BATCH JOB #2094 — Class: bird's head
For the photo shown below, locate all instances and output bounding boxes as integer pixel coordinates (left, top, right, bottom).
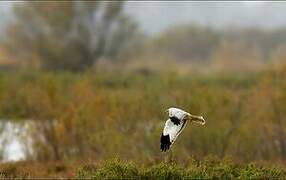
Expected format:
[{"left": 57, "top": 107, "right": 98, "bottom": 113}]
[{"left": 166, "top": 107, "right": 186, "bottom": 117}]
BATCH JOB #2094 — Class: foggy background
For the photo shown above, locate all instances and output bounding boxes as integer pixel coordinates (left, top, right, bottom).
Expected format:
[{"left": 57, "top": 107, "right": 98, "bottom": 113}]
[{"left": 1, "top": 2, "right": 286, "bottom": 177}]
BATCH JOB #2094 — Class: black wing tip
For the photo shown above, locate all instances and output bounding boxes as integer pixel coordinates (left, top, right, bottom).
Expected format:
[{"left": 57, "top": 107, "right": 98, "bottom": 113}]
[{"left": 160, "top": 133, "right": 171, "bottom": 152}]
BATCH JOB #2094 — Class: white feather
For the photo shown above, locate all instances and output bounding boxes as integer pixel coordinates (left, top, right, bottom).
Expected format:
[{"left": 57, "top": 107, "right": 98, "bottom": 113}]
[{"left": 163, "top": 118, "right": 188, "bottom": 144}]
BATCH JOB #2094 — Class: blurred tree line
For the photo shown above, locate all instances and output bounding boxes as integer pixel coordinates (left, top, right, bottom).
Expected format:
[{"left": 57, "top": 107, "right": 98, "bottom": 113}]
[
  {"left": 1, "top": 2, "right": 286, "bottom": 73},
  {"left": 3, "top": 1, "right": 138, "bottom": 72},
  {"left": 124, "top": 25, "right": 286, "bottom": 74}
]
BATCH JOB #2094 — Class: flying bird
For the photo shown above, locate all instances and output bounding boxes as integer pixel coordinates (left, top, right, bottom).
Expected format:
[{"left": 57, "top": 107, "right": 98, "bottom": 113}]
[{"left": 160, "top": 107, "right": 205, "bottom": 152}]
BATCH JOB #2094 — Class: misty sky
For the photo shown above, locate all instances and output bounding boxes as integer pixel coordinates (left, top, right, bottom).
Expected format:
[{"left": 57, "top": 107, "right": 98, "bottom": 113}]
[
  {"left": 125, "top": 1, "right": 286, "bottom": 34},
  {"left": 1, "top": 2, "right": 286, "bottom": 36}
]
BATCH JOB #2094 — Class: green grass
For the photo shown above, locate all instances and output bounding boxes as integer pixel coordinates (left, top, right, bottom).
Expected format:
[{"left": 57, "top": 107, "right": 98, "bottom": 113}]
[
  {"left": 76, "top": 158, "right": 286, "bottom": 179},
  {"left": 1, "top": 158, "right": 285, "bottom": 179}
]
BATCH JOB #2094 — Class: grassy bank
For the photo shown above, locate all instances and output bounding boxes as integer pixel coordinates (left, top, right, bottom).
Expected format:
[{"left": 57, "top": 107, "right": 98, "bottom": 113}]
[
  {"left": 1, "top": 158, "right": 285, "bottom": 179},
  {"left": 77, "top": 158, "right": 286, "bottom": 179}
]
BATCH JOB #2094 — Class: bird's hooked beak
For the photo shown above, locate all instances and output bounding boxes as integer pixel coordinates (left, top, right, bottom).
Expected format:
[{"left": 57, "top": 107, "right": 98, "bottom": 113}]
[{"left": 188, "top": 114, "right": 205, "bottom": 125}]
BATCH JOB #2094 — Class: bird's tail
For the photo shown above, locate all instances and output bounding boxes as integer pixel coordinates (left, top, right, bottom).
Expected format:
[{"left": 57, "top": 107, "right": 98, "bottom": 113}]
[{"left": 189, "top": 115, "right": 205, "bottom": 125}]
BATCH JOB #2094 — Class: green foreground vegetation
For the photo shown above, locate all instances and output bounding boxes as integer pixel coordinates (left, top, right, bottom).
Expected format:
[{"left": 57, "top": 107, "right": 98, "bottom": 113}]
[
  {"left": 1, "top": 157, "right": 285, "bottom": 179},
  {"left": 77, "top": 158, "right": 286, "bottom": 179}
]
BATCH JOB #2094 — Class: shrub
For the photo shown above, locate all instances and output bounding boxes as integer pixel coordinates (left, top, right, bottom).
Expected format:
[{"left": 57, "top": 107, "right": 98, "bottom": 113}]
[{"left": 77, "top": 158, "right": 139, "bottom": 179}]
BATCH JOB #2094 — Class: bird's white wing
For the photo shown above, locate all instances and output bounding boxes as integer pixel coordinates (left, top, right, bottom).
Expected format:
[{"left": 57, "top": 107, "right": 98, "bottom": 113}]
[{"left": 160, "top": 118, "right": 188, "bottom": 152}]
